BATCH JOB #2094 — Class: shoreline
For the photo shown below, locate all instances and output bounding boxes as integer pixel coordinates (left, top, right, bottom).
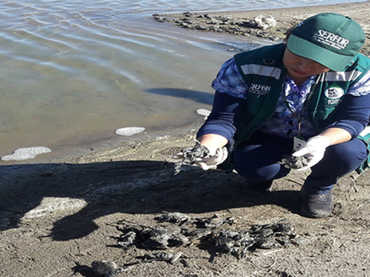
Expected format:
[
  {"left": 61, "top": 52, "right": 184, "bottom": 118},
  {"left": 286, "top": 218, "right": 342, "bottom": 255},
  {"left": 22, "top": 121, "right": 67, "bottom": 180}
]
[
  {"left": 63, "top": 0, "right": 370, "bottom": 165},
  {"left": 154, "top": 1, "right": 370, "bottom": 55},
  {"left": 69, "top": 0, "right": 370, "bottom": 164},
  {"left": 2, "top": 2, "right": 370, "bottom": 166}
]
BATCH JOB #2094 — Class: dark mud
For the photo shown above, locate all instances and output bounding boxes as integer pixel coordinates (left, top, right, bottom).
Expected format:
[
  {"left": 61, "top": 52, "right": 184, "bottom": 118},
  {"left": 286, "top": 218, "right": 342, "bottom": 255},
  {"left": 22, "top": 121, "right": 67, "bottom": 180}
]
[{"left": 1, "top": 132, "right": 370, "bottom": 276}]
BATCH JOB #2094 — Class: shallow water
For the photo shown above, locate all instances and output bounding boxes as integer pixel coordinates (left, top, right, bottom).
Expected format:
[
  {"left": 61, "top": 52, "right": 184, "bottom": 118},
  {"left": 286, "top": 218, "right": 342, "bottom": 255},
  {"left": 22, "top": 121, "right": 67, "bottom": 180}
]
[{"left": 0, "top": 0, "right": 365, "bottom": 162}]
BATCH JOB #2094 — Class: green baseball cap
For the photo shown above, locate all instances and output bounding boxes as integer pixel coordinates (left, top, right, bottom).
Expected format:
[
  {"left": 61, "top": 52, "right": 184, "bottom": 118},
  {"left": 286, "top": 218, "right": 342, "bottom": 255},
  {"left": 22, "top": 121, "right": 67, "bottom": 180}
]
[{"left": 286, "top": 13, "right": 365, "bottom": 71}]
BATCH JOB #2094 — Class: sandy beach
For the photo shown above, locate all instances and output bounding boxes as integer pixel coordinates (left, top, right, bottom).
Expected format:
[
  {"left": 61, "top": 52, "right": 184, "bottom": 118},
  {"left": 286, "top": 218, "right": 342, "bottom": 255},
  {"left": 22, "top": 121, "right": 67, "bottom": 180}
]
[{"left": 2, "top": 2, "right": 370, "bottom": 277}]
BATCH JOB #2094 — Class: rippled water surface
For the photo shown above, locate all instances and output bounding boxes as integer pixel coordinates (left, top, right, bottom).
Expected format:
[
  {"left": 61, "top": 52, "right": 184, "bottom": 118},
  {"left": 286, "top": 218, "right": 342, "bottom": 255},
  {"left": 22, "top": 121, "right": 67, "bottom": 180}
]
[{"left": 0, "top": 0, "right": 365, "bottom": 161}]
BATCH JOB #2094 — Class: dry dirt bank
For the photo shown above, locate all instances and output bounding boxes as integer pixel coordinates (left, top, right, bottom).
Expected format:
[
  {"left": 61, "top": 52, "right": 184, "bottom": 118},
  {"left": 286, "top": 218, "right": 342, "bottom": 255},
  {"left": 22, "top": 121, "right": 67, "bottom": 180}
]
[{"left": 154, "top": 1, "right": 370, "bottom": 56}]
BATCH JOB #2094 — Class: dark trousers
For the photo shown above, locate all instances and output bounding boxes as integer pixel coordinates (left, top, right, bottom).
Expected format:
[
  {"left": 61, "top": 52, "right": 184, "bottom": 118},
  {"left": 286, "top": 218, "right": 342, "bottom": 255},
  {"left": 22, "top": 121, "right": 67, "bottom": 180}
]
[{"left": 232, "top": 131, "right": 368, "bottom": 194}]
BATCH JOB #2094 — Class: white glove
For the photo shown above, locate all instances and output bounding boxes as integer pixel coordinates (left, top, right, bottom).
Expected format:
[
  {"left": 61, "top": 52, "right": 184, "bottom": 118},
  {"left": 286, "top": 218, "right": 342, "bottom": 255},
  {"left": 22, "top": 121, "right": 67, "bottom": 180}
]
[
  {"left": 292, "top": 135, "right": 331, "bottom": 171},
  {"left": 195, "top": 146, "right": 228, "bottom": 170},
  {"left": 173, "top": 142, "right": 228, "bottom": 171}
]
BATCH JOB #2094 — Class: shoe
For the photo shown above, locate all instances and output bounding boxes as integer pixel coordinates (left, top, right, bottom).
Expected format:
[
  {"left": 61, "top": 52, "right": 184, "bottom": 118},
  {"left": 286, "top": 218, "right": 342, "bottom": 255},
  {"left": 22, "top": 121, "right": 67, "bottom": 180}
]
[
  {"left": 300, "top": 188, "right": 334, "bottom": 218},
  {"left": 242, "top": 180, "right": 273, "bottom": 195}
]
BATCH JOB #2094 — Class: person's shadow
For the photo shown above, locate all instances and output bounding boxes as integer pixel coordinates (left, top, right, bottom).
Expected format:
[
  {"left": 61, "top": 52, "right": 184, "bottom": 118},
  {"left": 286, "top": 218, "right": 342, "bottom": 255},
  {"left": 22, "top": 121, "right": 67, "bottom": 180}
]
[
  {"left": 0, "top": 159, "right": 302, "bottom": 241},
  {"left": 145, "top": 88, "right": 214, "bottom": 105}
]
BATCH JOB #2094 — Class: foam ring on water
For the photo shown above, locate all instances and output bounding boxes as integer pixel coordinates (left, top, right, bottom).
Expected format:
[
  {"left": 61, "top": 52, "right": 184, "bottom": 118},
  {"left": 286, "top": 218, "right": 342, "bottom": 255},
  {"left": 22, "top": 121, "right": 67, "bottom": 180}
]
[
  {"left": 197, "top": 109, "right": 211, "bottom": 120},
  {"left": 115, "top": 127, "right": 145, "bottom": 136},
  {"left": 2, "top": 147, "right": 52, "bottom": 161}
]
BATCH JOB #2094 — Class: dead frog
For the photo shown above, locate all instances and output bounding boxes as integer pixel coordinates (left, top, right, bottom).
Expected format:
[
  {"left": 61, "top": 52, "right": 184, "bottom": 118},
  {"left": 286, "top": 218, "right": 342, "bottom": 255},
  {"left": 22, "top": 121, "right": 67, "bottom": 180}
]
[
  {"left": 173, "top": 141, "right": 210, "bottom": 175},
  {"left": 279, "top": 155, "right": 309, "bottom": 169},
  {"left": 117, "top": 230, "right": 136, "bottom": 248},
  {"left": 194, "top": 214, "right": 226, "bottom": 229},
  {"left": 250, "top": 220, "right": 298, "bottom": 248},
  {"left": 142, "top": 251, "right": 183, "bottom": 264},
  {"left": 140, "top": 226, "right": 190, "bottom": 250},
  {"left": 212, "top": 220, "right": 299, "bottom": 257},
  {"left": 155, "top": 212, "right": 193, "bottom": 225},
  {"left": 91, "top": 260, "right": 123, "bottom": 277},
  {"left": 212, "top": 231, "right": 254, "bottom": 258}
]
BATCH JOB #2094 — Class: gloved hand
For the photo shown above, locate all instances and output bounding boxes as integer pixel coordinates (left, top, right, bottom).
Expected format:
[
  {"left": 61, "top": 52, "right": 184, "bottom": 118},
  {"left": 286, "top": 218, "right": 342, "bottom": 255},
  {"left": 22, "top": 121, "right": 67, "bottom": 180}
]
[
  {"left": 194, "top": 146, "right": 228, "bottom": 170},
  {"left": 292, "top": 135, "right": 331, "bottom": 170},
  {"left": 173, "top": 141, "right": 228, "bottom": 171}
]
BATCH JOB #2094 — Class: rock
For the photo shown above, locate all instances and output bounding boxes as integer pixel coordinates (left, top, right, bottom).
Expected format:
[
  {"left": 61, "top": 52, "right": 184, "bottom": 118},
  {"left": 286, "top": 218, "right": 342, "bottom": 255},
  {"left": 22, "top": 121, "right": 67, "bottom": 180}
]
[
  {"left": 254, "top": 15, "right": 277, "bottom": 29},
  {"left": 195, "top": 24, "right": 208, "bottom": 31}
]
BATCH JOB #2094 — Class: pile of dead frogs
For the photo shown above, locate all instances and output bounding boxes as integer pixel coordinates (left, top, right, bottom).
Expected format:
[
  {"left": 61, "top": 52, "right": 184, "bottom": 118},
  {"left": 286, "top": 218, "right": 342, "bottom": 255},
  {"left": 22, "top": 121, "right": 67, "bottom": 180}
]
[{"left": 114, "top": 212, "right": 300, "bottom": 262}]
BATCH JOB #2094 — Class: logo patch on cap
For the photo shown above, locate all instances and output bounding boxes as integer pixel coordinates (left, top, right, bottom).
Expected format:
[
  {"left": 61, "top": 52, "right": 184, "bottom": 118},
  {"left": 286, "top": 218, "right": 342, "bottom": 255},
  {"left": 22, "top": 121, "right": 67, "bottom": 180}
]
[{"left": 314, "top": 30, "right": 349, "bottom": 50}]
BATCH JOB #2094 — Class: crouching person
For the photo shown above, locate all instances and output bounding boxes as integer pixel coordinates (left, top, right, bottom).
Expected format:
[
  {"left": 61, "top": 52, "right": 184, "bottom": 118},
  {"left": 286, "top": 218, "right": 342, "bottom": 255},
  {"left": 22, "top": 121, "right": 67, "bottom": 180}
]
[{"left": 177, "top": 13, "right": 370, "bottom": 218}]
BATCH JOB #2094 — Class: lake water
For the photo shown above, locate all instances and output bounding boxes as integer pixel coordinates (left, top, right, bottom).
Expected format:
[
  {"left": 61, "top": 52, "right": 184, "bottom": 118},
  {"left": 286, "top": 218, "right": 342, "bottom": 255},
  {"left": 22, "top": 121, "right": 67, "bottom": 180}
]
[{"left": 0, "top": 0, "right": 365, "bottom": 162}]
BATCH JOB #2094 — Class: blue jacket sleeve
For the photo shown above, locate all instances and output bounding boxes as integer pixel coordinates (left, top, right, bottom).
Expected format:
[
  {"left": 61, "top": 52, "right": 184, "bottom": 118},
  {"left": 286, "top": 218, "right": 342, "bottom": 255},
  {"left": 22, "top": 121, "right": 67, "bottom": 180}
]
[
  {"left": 330, "top": 93, "right": 370, "bottom": 138},
  {"left": 197, "top": 91, "right": 245, "bottom": 141}
]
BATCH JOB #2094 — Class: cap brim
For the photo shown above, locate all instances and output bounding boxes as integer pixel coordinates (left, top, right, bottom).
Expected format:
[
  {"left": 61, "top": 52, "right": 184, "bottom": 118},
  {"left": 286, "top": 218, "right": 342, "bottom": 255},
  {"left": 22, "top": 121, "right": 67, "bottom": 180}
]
[{"left": 287, "top": 34, "right": 354, "bottom": 71}]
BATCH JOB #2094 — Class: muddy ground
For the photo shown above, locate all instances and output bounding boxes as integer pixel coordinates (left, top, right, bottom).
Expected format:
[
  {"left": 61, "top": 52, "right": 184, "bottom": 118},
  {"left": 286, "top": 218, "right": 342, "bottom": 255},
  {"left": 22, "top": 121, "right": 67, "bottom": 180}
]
[
  {"left": 2, "top": 2, "right": 370, "bottom": 277},
  {"left": 2, "top": 130, "right": 370, "bottom": 277}
]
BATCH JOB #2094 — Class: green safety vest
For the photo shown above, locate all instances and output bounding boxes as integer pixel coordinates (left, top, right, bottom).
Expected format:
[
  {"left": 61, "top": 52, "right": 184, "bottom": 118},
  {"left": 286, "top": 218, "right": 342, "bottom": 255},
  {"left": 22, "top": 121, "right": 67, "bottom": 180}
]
[{"left": 219, "top": 43, "right": 370, "bottom": 173}]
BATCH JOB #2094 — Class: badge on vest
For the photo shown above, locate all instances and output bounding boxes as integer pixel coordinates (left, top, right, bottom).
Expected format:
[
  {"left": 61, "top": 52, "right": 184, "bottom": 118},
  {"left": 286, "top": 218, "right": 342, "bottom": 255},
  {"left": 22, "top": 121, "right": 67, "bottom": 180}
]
[
  {"left": 324, "top": 85, "right": 344, "bottom": 105},
  {"left": 293, "top": 136, "right": 306, "bottom": 152},
  {"left": 249, "top": 83, "right": 271, "bottom": 95}
]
